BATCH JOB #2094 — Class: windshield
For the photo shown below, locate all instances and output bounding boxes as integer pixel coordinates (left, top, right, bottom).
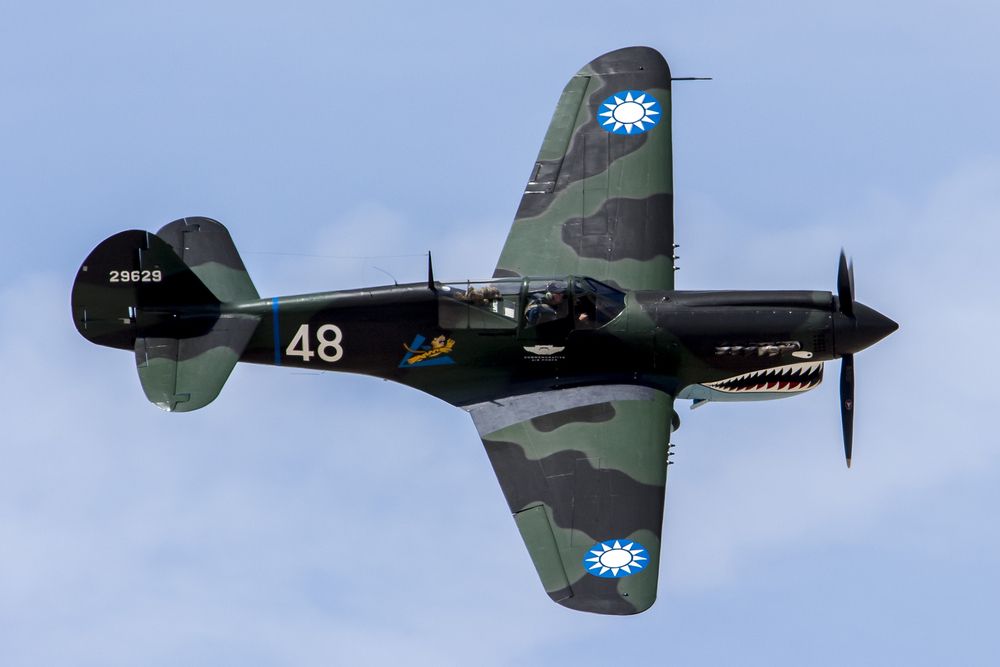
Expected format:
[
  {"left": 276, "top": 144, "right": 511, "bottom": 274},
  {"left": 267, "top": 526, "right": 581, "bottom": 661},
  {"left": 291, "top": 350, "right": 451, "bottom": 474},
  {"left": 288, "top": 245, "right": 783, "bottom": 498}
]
[{"left": 574, "top": 278, "right": 626, "bottom": 327}]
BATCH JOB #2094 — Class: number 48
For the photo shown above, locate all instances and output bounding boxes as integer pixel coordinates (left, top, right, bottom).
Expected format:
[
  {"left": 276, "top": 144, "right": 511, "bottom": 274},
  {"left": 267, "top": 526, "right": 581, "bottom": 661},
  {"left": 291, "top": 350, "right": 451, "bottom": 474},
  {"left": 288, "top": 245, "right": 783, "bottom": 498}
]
[{"left": 285, "top": 324, "right": 344, "bottom": 363}]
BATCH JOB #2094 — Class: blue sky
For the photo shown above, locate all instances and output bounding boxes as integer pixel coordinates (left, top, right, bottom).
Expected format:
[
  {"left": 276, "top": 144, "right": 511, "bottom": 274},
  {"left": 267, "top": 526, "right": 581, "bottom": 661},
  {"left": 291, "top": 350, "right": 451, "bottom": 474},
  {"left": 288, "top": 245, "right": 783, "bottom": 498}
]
[{"left": 2, "top": 1, "right": 999, "bottom": 665}]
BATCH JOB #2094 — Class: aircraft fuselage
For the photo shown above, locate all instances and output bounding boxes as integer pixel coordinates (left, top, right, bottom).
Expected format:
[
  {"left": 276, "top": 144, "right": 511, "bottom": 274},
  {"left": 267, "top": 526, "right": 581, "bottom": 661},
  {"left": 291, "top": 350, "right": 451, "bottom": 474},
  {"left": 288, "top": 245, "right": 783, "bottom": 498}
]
[{"left": 226, "top": 277, "right": 892, "bottom": 407}]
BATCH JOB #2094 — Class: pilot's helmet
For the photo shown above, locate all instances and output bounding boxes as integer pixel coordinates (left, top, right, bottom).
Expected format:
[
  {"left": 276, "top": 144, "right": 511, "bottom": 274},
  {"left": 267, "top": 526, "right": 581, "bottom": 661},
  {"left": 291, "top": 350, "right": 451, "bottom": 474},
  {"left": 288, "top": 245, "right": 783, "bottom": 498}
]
[{"left": 545, "top": 280, "right": 567, "bottom": 294}]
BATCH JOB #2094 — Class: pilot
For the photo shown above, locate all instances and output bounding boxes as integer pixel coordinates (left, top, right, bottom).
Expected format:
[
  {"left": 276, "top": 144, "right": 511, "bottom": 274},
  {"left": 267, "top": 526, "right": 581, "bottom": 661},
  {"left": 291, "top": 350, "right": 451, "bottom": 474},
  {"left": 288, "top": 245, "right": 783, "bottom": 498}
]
[
  {"left": 479, "top": 285, "right": 501, "bottom": 303},
  {"left": 525, "top": 281, "right": 568, "bottom": 325},
  {"left": 457, "top": 285, "right": 502, "bottom": 307},
  {"left": 575, "top": 293, "right": 596, "bottom": 325}
]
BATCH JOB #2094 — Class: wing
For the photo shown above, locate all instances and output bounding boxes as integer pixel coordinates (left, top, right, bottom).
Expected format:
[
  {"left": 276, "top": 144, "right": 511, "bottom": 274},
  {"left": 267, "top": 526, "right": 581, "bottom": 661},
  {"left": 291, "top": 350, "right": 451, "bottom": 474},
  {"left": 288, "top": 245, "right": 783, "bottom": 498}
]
[
  {"left": 494, "top": 46, "right": 675, "bottom": 292},
  {"left": 465, "top": 385, "right": 673, "bottom": 614}
]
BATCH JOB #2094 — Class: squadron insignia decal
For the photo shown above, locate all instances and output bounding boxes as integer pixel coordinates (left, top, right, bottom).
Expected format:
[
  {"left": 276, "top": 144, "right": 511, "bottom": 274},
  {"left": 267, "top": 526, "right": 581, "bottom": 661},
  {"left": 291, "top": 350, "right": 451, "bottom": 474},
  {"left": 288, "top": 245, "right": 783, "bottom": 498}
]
[
  {"left": 523, "top": 345, "right": 565, "bottom": 356},
  {"left": 583, "top": 539, "right": 649, "bottom": 578},
  {"left": 400, "top": 334, "right": 456, "bottom": 368},
  {"left": 522, "top": 344, "right": 566, "bottom": 362},
  {"left": 597, "top": 90, "right": 661, "bottom": 135}
]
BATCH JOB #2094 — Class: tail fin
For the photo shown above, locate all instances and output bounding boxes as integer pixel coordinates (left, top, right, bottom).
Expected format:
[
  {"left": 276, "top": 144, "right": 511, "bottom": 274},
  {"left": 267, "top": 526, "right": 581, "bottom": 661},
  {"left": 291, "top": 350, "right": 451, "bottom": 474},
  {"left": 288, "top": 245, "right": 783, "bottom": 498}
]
[
  {"left": 72, "top": 218, "right": 260, "bottom": 412},
  {"left": 71, "top": 229, "right": 221, "bottom": 349},
  {"left": 154, "top": 217, "right": 259, "bottom": 303}
]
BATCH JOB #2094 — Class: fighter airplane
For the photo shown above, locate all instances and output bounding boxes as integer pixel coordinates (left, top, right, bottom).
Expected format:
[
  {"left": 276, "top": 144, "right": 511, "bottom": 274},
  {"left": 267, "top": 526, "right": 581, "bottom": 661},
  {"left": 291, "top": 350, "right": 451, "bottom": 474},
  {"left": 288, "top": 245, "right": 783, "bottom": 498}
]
[{"left": 71, "top": 46, "right": 897, "bottom": 615}]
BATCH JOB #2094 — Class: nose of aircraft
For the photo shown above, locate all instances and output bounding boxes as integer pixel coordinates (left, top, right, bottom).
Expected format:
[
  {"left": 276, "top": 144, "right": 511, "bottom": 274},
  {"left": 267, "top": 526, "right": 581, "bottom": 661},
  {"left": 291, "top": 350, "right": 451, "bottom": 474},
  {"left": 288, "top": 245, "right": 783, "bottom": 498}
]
[{"left": 833, "top": 302, "right": 899, "bottom": 355}]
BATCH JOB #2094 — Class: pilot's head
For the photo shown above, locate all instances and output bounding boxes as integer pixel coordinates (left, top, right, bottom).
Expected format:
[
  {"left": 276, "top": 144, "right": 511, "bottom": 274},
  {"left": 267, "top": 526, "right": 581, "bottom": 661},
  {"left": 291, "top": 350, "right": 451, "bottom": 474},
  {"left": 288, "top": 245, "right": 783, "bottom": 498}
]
[{"left": 545, "top": 281, "right": 567, "bottom": 302}]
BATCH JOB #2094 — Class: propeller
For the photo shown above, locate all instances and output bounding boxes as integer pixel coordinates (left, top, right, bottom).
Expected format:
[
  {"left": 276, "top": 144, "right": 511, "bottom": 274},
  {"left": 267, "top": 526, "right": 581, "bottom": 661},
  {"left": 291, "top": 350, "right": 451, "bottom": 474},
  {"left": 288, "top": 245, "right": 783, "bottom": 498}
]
[
  {"left": 831, "top": 250, "right": 897, "bottom": 468},
  {"left": 837, "top": 250, "right": 855, "bottom": 468}
]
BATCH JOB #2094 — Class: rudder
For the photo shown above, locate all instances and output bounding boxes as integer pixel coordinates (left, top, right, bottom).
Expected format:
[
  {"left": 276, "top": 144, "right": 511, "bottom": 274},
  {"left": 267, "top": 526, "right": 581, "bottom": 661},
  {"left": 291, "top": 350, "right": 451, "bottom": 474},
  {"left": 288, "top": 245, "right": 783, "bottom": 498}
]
[{"left": 71, "top": 230, "right": 221, "bottom": 350}]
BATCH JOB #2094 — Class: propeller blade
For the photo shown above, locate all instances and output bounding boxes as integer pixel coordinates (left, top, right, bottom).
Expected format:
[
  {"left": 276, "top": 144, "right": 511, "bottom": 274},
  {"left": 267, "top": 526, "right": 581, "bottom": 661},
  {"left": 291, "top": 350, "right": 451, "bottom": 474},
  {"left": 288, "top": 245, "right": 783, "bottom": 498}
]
[
  {"left": 840, "top": 353, "right": 855, "bottom": 468},
  {"left": 838, "top": 250, "right": 855, "bottom": 317},
  {"left": 849, "top": 258, "right": 855, "bottom": 303}
]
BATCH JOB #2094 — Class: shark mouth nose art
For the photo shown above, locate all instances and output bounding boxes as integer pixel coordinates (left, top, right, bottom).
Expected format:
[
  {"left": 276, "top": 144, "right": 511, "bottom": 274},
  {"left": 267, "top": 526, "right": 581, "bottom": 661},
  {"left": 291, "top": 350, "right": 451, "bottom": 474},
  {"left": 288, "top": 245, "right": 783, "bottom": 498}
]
[{"left": 704, "top": 361, "right": 824, "bottom": 393}]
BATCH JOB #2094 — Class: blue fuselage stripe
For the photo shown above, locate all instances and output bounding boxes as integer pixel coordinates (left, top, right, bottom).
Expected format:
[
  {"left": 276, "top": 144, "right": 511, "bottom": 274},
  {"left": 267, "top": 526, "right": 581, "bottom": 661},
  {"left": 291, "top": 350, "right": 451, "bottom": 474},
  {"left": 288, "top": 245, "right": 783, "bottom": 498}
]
[{"left": 271, "top": 297, "right": 281, "bottom": 366}]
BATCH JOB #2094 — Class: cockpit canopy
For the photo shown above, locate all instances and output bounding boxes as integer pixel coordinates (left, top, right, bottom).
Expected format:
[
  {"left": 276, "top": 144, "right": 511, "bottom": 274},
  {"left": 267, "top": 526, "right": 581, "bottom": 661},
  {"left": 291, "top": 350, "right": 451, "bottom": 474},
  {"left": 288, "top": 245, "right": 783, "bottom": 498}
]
[{"left": 437, "top": 276, "right": 626, "bottom": 330}]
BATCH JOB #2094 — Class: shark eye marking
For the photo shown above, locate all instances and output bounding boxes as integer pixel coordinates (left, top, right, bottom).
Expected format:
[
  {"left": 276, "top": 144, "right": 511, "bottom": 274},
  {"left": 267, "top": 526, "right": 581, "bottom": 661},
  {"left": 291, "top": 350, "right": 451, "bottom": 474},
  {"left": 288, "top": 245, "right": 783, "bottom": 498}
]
[
  {"left": 704, "top": 361, "right": 823, "bottom": 393},
  {"left": 715, "top": 341, "right": 802, "bottom": 357}
]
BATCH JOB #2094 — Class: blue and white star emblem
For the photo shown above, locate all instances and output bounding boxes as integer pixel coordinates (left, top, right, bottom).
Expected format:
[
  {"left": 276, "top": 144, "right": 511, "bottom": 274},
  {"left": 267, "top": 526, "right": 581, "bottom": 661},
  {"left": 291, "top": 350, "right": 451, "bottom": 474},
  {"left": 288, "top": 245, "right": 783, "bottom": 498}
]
[
  {"left": 583, "top": 539, "right": 649, "bottom": 578},
  {"left": 597, "top": 90, "right": 662, "bottom": 135}
]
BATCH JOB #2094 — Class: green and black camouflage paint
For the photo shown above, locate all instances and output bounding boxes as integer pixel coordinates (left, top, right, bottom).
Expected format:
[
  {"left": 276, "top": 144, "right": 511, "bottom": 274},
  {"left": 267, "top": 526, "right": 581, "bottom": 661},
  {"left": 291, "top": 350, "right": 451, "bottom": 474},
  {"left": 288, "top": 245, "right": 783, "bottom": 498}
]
[{"left": 71, "top": 47, "right": 896, "bottom": 615}]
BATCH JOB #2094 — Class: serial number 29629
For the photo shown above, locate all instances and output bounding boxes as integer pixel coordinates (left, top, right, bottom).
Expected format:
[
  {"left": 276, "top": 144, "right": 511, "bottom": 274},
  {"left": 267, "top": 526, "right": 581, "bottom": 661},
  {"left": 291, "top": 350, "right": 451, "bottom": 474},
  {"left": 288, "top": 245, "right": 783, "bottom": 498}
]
[{"left": 109, "top": 269, "right": 162, "bottom": 283}]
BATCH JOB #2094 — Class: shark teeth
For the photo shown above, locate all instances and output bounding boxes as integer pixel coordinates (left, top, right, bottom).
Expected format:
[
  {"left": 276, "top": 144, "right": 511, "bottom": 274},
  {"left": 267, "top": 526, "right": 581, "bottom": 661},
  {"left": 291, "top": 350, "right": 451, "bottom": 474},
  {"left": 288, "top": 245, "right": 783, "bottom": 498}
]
[{"left": 703, "top": 361, "right": 824, "bottom": 393}]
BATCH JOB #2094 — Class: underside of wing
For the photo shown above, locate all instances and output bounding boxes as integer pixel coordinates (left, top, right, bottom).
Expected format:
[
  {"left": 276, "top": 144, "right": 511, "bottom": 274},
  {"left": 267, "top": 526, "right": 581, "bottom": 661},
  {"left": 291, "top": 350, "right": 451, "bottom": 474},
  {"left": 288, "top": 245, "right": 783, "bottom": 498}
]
[
  {"left": 465, "top": 385, "right": 673, "bottom": 615},
  {"left": 494, "top": 46, "right": 675, "bottom": 292}
]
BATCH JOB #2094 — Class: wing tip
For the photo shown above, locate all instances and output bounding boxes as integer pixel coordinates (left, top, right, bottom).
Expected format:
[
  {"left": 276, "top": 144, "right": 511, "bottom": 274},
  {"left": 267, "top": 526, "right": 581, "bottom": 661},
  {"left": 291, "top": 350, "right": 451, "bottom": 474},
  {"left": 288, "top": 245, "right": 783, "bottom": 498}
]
[
  {"left": 581, "top": 46, "right": 670, "bottom": 79},
  {"left": 547, "top": 587, "right": 658, "bottom": 615}
]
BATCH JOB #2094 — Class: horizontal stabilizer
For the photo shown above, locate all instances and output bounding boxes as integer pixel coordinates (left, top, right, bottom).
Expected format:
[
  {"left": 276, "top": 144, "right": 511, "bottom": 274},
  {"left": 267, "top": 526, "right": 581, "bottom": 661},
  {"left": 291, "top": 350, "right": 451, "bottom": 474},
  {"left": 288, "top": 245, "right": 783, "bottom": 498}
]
[
  {"left": 135, "top": 314, "right": 259, "bottom": 412},
  {"left": 156, "top": 217, "right": 259, "bottom": 303}
]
